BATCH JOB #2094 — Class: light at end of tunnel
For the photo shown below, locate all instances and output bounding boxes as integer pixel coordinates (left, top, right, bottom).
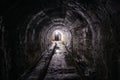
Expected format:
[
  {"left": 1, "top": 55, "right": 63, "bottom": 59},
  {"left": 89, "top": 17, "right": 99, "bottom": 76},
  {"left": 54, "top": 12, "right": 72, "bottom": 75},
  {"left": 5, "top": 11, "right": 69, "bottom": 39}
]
[{"left": 55, "top": 31, "right": 59, "bottom": 35}]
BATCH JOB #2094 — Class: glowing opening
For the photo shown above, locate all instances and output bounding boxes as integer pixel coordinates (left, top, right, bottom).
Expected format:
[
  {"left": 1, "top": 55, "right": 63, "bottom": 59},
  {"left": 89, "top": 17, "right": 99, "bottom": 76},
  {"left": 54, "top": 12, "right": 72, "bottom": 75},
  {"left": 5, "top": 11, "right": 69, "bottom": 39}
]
[
  {"left": 50, "top": 29, "right": 71, "bottom": 46},
  {"left": 51, "top": 30, "right": 62, "bottom": 41},
  {"left": 54, "top": 31, "right": 61, "bottom": 41}
]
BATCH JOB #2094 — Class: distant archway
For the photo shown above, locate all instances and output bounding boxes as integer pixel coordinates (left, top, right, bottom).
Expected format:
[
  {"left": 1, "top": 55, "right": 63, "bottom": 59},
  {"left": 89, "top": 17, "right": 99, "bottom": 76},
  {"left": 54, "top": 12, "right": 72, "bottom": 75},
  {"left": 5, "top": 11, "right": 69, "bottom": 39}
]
[
  {"left": 51, "top": 30, "right": 62, "bottom": 41},
  {"left": 54, "top": 31, "right": 61, "bottom": 41}
]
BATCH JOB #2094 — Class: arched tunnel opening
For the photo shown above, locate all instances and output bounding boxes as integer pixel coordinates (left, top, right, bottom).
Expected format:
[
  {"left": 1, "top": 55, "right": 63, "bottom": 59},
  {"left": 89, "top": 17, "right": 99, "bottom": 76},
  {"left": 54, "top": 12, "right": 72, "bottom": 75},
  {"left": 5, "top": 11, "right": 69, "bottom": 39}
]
[{"left": 0, "top": 0, "right": 120, "bottom": 80}]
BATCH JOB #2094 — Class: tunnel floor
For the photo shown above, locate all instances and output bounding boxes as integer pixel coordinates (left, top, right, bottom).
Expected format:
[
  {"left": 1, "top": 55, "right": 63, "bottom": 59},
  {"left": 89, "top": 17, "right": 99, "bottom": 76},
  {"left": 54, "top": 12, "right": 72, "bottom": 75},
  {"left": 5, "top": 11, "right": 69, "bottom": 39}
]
[
  {"left": 21, "top": 42, "right": 81, "bottom": 80},
  {"left": 44, "top": 42, "right": 81, "bottom": 80}
]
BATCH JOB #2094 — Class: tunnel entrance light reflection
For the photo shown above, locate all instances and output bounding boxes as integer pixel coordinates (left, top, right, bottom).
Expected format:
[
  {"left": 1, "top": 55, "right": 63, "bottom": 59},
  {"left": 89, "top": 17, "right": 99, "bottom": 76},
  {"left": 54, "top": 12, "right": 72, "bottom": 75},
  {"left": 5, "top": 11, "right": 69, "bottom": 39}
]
[
  {"left": 50, "top": 29, "right": 71, "bottom": 47},
  {"left": 54, "top": 31, "right": 61, "bottom": 41},
  {"left": 51, "top": 30, "right": 63, "bottom": 42}
]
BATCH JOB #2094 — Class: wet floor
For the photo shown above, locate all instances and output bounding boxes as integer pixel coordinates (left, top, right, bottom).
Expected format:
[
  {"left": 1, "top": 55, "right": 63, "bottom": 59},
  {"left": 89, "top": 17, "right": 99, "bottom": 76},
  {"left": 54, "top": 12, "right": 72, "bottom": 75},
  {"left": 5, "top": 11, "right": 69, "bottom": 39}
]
[{"left": 44, "top": 42, "right": 81, "bottom": 80}]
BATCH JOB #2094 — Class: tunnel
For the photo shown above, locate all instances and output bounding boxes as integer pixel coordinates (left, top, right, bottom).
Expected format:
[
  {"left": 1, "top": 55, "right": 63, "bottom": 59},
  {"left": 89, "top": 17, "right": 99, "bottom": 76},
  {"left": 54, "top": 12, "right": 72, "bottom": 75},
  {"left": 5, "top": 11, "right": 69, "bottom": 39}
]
[{"left": 0, "top": 0, "right": 120, "bottom": 80}]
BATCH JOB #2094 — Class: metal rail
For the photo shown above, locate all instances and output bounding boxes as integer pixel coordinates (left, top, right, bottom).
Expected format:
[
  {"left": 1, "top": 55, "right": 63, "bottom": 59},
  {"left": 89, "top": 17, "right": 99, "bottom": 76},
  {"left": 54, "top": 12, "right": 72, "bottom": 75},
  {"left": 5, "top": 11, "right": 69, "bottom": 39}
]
[
  {"left": 65, "top": 45, "right": 86, "bottom": 80},
  {"left": 18, "top": 43, "right": 57, "bottom": 80}
]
